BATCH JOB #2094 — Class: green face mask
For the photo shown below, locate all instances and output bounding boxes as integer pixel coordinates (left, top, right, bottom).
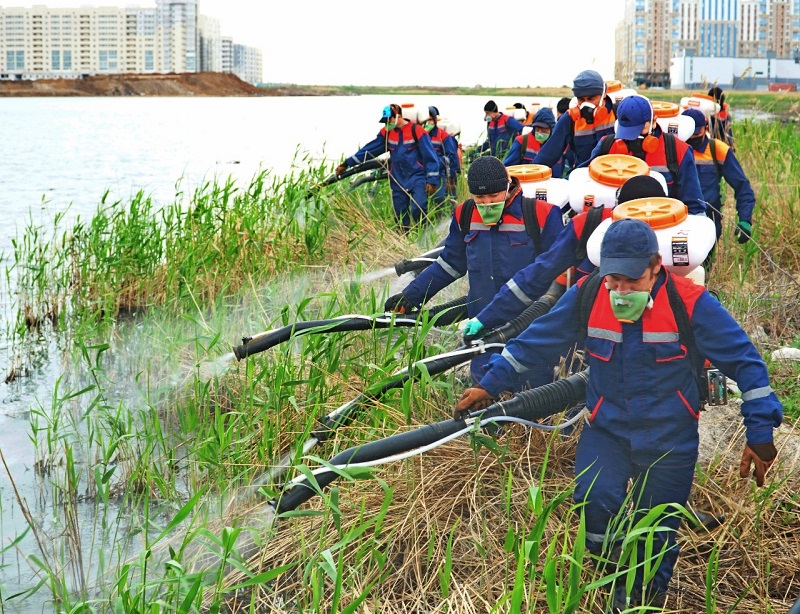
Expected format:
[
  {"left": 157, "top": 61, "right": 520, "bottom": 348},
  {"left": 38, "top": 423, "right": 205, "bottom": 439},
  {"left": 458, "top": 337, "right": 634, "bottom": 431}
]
[
  {"left": 476, "top": 200, "right": 505, "bottom": 225},
  {"left": 534, "top": 131, "right": 549, "bottom": 143},
  {"left": 385, "top": 122, "right": 397, "bottom": 131},
  {"left": 609, "top": 289, "right": 652, "bottom": 323},
  {"left": 423, "top": 122, "right": 435, "bottom": 132}
]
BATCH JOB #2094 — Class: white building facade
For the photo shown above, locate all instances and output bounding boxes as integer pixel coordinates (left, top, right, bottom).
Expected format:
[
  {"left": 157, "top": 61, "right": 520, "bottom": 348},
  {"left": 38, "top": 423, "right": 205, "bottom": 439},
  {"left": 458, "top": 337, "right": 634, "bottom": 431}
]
[
  {"left": 0, "top": 2, "right": 262, "bottom": 83},
  {"left": 616, "top": 0, "right": 800, "bottom": 87}
]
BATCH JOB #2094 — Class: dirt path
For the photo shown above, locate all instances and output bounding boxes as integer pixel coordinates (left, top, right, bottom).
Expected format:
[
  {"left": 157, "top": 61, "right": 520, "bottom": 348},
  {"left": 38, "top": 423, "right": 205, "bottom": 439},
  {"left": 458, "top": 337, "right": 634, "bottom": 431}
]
[{"left": 0, "top": 72, "right": 269, "bottom": 97}]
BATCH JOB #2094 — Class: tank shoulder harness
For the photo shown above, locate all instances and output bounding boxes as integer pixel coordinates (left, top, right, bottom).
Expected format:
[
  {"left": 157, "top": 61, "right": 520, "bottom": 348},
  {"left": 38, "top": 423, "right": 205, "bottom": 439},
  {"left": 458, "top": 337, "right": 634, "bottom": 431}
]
[
  {"left": 574, "top": 206, "right": 605, "bottom": 262},
  {"left": 575, "top": 269, "right": 708, "bottom": 405},
  {"left": 458, "top": 196, "right": 543, "bottom": 254},
  {"left": 598, "top": 133, "right": 680, "bottom": 179}
]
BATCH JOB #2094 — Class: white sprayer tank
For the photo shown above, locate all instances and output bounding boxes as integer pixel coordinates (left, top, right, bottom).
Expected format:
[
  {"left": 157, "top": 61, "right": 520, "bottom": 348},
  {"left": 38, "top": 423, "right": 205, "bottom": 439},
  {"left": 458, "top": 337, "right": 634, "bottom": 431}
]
[
  {"left": 586, "top": 197, "right": 716, "bottom": 281},
  {"left": 505, "top": 107, "right": 528, "bottom": 122},
  {"left": 437, "top": 118, "right": 461, "bottom": 138},
  {"left": 652, "top": 101, "right": 695, "bottom": 142},
  {"left": 567, "top": 154, "right": 668, "bottom": 214},
  {"left": 507, "top": 164, "right": 570, "bottom": 209},
  {"left": 605, "top": 80, "right": 638, "bottom": 105},
  {"left": 679, "top": 93, "right": 720, "bottom": 121}
]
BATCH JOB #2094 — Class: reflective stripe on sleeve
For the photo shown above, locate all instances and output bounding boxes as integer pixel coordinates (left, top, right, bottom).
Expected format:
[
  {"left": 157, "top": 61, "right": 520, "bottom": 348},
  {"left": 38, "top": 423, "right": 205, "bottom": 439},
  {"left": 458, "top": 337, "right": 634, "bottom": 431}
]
[
  {"left": 436, "top": 256, "right": 461, "bottom": 279},
  {"left": 501, "top": 348, "right": 528, "bottom": 374},
  {"left": 742, "top": 385, "right": 774, "bottom": 401},
  {"left": 507, "top": 279, "right": 535, "bottom": 306}
]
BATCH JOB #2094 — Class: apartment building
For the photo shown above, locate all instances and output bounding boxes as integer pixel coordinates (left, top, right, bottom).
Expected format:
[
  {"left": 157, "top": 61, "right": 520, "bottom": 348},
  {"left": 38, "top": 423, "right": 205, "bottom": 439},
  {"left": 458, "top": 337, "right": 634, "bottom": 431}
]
[
  {"left": 232, "top": 42, "right": 261, "bottom": 85},
  {"left": 616, "top": 0, "right": 800, "bottom": 86},
  {"left": 0, "top": 1, "right": 262, "bottom": 83}
]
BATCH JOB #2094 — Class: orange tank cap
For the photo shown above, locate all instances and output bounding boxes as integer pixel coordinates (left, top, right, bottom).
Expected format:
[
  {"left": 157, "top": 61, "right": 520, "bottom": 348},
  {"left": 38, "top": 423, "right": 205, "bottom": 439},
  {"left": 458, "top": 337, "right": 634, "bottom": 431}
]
[
  {"left": 652, "top": 100, "right": 680, "bottom": 118},
  {"left": 507, "top": 164, "right": 552, "bottom": 182},
  {"left": 588, "top": 154, "right": 650, "bottom": 188},
  {"left": 690, "top": 93, "right": 716, "bottom": 102},
  {"left": 612, "top": 197, "right": 688, "bottom": 229},
  {"left": 605, "top": 80, "right": 623, "bottom": 93}
]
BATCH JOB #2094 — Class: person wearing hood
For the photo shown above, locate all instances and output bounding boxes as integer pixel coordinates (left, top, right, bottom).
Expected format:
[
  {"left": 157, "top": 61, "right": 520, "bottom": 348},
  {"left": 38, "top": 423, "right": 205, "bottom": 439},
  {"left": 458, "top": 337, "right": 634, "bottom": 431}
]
[
  {"left": 502, "top": 107, "right": 564, "bottom": 176},
  {"left": 419, "top": 105, "right": 461, "bottom": 202},
  {"left": 455, "top": 217, "right": 782, "bottom": 611},
  {"left": 479, "top": 100, "right": 525, "bottom": 158},
  {"left": 533, "top": 70, "right": 616, "bottom": 172},
  {"left": 681, "top": 108, "right": 756, "bottom": 254},
  {"left": 582, "top": 95, "right": 706, "bottom": 215},
  {"left": 336, "top": 103, "right": 440, "bottom": 230},
  {"left": 384, "top": 156, "right": 564, "bottom": 384}
]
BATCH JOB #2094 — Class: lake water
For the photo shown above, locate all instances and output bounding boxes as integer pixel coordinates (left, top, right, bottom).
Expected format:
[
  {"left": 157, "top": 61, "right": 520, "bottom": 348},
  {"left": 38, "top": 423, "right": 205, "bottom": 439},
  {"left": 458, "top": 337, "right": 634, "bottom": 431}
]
[{"left": 0, "top": 93, "right": 561, "bottom": 608}]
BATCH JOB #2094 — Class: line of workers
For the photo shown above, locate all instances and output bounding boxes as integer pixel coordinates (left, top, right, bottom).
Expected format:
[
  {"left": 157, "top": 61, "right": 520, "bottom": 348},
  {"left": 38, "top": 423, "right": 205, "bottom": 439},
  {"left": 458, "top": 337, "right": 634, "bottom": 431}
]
[
  {"left": 335, "top": 70, "right": 751, "bottom": 245},
  {"left": 336, "top": 69, "right": 776, "bottom": 613}
]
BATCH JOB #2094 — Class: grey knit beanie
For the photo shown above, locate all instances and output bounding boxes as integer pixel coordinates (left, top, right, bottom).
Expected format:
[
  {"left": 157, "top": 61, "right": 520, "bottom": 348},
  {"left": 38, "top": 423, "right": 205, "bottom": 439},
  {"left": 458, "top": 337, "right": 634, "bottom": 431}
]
[
  {"left": 467, "top": 156, "right": 509, "bottom": 195},
  {"left": 572, "top": 70, "right": 605, "bottom": 97}
]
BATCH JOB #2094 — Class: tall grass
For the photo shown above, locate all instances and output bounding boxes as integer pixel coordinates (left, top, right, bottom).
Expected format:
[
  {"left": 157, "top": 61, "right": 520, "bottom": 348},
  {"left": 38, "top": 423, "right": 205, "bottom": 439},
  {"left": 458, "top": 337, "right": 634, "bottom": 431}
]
[{"left": 3, "top": 121, "right": 800, "bottom": 613}]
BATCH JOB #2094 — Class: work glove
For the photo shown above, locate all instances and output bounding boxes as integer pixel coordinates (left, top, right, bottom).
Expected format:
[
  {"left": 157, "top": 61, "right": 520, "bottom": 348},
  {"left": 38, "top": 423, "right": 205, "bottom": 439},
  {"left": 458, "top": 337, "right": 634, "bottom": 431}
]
[
  {"left": 739, "top": 441, "right": 777, "bottom": 487},
  {"left": 384, "top": 292, "right": 415, "bottom": 314},
  {"left": 734, "top": 220, "right": 752, "bottom": 244},
  {"left": 335, "top": 164, "right": 347, "bottom": 176},
  {"left": 462, "top": 318, "right": 485, "bottom": 345},
  {"left": 446, "top": 178, "right": 457, "bottom": 192},
  {"left": 425, "top": 183, "right": 437, "bottom": 196},
  {"left": 453, "top": 385, "right": 496, "bottom": 419}
]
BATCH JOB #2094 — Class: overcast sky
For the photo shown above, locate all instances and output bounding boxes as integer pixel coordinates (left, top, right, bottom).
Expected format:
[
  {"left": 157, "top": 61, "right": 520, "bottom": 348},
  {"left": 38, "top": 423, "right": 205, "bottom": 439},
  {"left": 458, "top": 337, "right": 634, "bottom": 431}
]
[{"left": 9, "top": 0, "right": 626, "bottom": 87}]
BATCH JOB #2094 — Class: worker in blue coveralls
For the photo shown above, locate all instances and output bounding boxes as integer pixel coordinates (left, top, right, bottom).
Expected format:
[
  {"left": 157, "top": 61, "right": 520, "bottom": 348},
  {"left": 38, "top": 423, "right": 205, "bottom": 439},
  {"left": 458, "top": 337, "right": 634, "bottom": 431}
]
[
  {"left": 336, "top": 103, "right": 439, "bottom": 230},
  {"left": 503, "top": 107, "right": 565, "bottom": 178},
  {"left": 479, "top": 100, "right": 525, "bottom": 159},
  {"left": 681, "top": 108, "right": 755, "bottom": 247},
  {"left": 582, "top": 95, "right": 706, "bottom": 215},
  {"left": 384, "top": 156, "right": 564, "bottom": 385},
  {"left": 533, "top": 70, "right": 616, "bottom": 173},
  {"left": 455, "top": 217, "right": 782, "bottom": 611},
  {"left": 420, "top": 105, "right": 460, "bottom": 202},
  {"left": 462, "top": 174, "right": 666, "bottom": 341}
]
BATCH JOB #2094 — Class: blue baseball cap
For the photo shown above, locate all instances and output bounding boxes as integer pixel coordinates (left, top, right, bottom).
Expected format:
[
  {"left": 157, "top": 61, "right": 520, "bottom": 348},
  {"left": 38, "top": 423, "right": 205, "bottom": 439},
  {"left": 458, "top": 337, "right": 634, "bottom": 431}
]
[
  {"left": 615, "top": 96, "right": 653, "bottom": 141},
  {"left": 599, "top": 218, "right": 660, "bottom": 279},
  {"left": 379, "top": 105, "right": 394, "bottom": 123},
  {"left": 682, "top": 108, "right": 707, "bottom": 135}
]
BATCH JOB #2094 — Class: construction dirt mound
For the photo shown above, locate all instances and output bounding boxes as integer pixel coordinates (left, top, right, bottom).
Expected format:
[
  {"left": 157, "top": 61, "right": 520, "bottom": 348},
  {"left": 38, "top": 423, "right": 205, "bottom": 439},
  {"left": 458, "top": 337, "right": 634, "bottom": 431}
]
[{"left": 0, "top": 72, "right": 269, "bottom": 97}]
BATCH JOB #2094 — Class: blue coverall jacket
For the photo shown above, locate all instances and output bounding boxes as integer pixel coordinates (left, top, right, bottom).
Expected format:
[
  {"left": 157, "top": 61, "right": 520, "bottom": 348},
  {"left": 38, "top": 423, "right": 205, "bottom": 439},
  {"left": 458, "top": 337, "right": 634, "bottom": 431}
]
[
  {"left": 429, "top": 125, "right": 460, "bottom": 202},
  {"left": 533, "top": 97, "right": 616, "bottom": 172},
  {"left": 690, "top": 135, "right": 755, "bottom": 238},
  {"left": 481, "top": 114, "right": 525, "bottom": 158},
  {"left": 344, "top": 122, "right": 440, "bottom": 225},
  {"left": 401, "top": 184, "right": 565, "bottom": 382},
  {"left": 479, "top": 269, "right": 782, "bottom": 595},
  {"left": 475, "top": 208, "right": 614, "bottom": 330}
]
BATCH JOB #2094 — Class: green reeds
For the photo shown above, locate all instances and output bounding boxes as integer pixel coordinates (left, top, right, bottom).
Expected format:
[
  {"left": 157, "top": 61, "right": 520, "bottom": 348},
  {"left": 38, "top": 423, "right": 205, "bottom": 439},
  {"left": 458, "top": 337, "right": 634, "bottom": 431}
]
[{"left": 4, "top": 120, "right": 800, "bottom": 613}]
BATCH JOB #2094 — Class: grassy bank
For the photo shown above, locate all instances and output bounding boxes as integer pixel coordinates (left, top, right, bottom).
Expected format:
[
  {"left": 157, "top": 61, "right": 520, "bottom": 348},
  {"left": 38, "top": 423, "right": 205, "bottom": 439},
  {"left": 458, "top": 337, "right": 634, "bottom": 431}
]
[
  {"left": 3, "top": 120, "right": 800, "bottom": 613},
  {"left": 262, "top": 84, "right": 800, "bottom": 119}
]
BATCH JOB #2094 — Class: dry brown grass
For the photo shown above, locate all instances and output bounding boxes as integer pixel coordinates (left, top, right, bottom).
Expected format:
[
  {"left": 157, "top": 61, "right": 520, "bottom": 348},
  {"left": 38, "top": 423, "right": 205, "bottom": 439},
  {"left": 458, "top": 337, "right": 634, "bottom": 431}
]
[{"left": 206, "top": 403, "right": 800, "bottom": 613}]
